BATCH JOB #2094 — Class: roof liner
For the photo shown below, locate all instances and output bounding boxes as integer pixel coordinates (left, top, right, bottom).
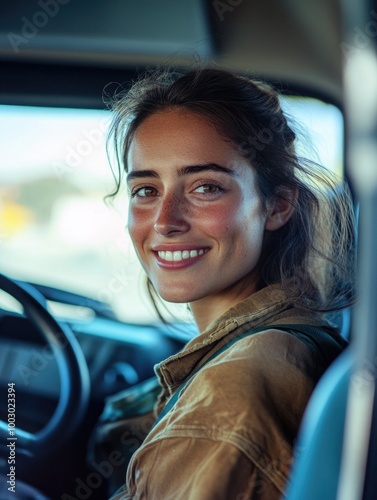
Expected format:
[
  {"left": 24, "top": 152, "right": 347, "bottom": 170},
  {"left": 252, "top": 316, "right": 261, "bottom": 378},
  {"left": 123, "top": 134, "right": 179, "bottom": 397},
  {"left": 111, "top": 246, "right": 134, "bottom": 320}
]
[{"left": 0, "top": 0, "right": 344, "bottom": 102}]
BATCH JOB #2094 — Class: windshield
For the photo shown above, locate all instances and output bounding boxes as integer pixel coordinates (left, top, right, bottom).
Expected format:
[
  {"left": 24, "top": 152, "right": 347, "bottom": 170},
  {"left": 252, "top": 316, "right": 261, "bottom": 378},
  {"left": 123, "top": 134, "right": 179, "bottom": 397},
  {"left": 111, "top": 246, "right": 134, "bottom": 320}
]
[{"left": 0, "top": 98, "right": 343, "bottom": 323}]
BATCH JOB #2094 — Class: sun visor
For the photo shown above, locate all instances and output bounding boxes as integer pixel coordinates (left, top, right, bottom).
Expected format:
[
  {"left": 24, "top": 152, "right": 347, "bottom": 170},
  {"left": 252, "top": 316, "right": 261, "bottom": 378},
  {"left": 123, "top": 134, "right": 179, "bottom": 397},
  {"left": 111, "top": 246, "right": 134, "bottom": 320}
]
[{"left": 0, "top": 0, "right": 213, "bottom": 65}]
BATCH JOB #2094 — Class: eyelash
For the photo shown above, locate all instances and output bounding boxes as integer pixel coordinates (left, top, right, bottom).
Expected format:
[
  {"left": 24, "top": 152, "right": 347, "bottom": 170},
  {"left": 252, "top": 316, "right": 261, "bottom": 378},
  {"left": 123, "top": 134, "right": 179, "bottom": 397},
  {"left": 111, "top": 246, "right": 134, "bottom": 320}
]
[
  {"left": 193, "top": 183, "right": 225, "bottom": 195},
  {"left": 130, "top": 182, "right": 225, "bottom": 199},
  {"left": 130, "top": 186, "right": 158, "bottom": 198}
]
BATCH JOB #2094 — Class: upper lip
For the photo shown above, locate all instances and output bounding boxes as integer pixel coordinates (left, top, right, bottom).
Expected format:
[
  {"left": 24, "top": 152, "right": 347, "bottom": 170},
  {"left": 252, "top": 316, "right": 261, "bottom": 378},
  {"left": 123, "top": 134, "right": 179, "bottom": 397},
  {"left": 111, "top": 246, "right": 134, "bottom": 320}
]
[{"left": 152, "top": 244, "right": 210, "bottom": 252}]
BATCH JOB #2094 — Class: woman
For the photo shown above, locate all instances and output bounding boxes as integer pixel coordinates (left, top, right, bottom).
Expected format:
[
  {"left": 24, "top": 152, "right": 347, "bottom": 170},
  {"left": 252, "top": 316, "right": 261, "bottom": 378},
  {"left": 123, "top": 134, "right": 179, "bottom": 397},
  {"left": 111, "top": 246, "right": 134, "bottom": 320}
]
[{"left": 107, "top": 68, "right": 355, "bottom": 499}]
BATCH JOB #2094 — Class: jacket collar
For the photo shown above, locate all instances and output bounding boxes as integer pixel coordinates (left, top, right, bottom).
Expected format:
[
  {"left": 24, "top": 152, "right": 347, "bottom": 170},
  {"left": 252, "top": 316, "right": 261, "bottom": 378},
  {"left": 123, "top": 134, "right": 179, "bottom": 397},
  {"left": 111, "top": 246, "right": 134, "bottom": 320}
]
[{"left": 155, "top": 284, "right": 325, "bottom": 392}]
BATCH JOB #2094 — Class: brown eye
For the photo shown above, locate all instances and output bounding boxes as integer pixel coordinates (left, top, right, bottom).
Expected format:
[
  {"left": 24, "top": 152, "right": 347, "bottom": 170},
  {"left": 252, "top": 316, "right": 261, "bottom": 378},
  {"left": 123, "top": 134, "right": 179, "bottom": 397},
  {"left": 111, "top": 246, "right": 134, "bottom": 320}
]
[
  {"left": 194, "top": 184, "right": 224, "bottom": 195},
  {"left": 133, "top": 186, "right": 158, "bottom": 197}
]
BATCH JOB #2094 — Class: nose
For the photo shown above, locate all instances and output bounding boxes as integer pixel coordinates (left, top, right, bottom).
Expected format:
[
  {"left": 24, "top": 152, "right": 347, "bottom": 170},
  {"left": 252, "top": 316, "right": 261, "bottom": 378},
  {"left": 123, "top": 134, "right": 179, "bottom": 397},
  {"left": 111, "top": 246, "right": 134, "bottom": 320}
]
[{"left": 153, "top": 192, "right": 190, "bottom": 236}]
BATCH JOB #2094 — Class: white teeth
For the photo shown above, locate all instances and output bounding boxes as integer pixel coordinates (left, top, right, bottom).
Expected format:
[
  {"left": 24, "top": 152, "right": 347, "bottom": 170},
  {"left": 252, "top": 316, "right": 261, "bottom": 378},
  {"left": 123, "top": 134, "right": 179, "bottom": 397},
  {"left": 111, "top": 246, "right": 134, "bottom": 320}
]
[
  {"left": 165, "top": 251, "right": 173, "bottom": 261},
  {"left": 157, "top": 249, "right": 207, "bottom": 261},
  {"left": 173, "top": 251, "right": 181, "bottom": 261}
]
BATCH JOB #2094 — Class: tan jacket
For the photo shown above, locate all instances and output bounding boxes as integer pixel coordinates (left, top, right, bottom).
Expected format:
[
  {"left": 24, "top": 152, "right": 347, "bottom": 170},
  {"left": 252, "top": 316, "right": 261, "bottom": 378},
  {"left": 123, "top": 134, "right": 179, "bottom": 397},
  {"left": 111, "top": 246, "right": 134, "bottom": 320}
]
[{"left": 112, "top": 284, "right": 345, "bottom": 499}]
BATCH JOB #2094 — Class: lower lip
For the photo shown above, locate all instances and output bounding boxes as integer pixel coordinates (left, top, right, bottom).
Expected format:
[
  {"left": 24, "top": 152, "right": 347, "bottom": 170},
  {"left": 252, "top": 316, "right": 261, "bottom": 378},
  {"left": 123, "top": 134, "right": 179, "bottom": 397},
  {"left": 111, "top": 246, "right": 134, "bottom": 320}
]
[{"left": 154, "top": 251, "right": 208, "bottom": 270}]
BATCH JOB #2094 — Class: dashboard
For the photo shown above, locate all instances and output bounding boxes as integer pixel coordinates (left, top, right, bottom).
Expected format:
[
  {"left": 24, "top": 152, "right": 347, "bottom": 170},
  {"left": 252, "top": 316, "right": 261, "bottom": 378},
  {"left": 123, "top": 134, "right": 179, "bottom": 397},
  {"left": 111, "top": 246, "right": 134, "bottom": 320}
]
[{"left": 0, "top": 284, "right": 195, "bottom": 436}]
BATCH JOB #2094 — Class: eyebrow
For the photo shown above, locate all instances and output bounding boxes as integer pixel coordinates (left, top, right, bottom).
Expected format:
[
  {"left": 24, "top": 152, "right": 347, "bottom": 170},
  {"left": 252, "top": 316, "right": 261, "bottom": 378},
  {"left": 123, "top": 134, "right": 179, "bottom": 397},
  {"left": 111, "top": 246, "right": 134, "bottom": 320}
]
[{"left": 126, "top": 163, "right": 237, "bottom": 183}]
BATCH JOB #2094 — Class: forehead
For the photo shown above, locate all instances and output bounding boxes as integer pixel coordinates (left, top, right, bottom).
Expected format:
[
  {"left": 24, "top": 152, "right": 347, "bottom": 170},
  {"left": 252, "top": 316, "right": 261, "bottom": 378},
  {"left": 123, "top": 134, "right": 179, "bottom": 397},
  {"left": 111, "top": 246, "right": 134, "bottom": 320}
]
[{"left": 128, "top": 108, "right": 241, "bottom": 167}]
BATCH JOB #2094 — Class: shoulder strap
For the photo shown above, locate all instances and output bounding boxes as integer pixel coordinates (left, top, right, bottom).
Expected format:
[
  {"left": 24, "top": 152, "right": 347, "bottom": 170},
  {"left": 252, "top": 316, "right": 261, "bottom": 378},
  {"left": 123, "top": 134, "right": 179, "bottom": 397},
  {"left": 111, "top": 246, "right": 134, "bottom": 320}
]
[
  {"left": 152, "top": 323, "right": 347, "bottom": 429},
  {"left": 271, "top": 323, "right": 348, "bottom": 366}
]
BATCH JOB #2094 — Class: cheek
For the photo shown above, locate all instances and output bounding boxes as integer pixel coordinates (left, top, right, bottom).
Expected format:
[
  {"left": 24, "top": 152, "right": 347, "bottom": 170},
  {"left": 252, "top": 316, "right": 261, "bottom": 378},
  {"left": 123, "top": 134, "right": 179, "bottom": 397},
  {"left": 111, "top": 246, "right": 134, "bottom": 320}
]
[
  {"left": 127, "top": 207, "right": 150, "bottom": 247},
  {"left": 198, "top": 198, "right": 253, "bottom": 237},
  {"left": 212, "top": 201, "right": 266, "bottom": 258},
  {"left": 192, "top": 204, "right": 232, "bottom": 237}
]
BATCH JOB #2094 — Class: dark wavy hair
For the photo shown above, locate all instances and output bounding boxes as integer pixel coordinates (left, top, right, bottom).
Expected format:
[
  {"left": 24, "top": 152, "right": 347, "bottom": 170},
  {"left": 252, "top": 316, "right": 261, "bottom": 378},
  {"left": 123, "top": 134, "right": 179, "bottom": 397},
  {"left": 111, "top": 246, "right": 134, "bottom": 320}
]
[{"left": 106, "top": 67, "right": 356, "bottom": 319}]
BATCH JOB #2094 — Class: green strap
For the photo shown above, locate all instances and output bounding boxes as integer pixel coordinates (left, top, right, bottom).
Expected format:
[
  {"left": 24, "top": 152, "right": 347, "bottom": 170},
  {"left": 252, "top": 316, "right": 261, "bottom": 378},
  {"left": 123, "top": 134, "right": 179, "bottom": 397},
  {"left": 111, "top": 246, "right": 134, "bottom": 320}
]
[{"left": 152, "top": 323, "right": 347, "bottom": 429}]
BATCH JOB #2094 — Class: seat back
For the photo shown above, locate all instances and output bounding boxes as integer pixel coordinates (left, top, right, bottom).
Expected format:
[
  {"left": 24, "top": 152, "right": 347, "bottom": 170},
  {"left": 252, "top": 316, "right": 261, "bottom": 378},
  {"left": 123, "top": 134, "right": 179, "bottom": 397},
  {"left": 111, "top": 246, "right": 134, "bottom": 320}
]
[{"left": 285, "top": 348, "right": 352, "bottom": 499}]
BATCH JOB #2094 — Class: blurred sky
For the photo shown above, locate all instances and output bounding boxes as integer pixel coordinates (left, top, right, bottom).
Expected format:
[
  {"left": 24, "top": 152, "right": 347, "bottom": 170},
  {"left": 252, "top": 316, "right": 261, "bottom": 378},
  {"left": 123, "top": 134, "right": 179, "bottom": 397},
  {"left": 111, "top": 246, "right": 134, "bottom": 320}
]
[{"left": 0, "top": 98, "right": 343, "bottom": 183}]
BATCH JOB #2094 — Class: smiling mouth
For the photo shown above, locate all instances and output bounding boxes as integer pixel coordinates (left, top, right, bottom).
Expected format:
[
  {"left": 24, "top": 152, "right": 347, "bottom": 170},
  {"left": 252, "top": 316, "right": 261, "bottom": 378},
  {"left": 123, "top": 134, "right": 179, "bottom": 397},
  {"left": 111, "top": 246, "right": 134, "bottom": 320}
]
[{"left": 157, "top": 249, "right": 208, "bottom": 262}]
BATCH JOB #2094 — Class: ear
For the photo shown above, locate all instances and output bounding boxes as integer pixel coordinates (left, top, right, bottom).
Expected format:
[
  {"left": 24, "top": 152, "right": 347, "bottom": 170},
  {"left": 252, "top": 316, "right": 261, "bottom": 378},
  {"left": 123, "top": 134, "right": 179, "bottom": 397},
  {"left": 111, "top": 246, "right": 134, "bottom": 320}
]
[{"left": 265, "top": 188, "right": 297, "bottom": 231}]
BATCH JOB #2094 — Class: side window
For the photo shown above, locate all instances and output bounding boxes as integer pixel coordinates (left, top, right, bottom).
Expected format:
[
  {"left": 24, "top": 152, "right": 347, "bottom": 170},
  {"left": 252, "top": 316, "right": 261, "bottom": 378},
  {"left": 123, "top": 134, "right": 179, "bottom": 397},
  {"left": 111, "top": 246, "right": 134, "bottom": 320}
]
[{"left": 0, "top": 99, "right": 344, "bottom": 325}]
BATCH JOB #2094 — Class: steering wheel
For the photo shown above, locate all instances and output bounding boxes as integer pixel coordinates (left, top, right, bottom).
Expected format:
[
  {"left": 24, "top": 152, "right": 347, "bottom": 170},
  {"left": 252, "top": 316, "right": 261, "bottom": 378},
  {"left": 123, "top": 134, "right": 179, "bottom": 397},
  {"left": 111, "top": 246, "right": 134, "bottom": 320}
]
[{"left": 0, "top": 273, "right": 90, "bottom": 458}]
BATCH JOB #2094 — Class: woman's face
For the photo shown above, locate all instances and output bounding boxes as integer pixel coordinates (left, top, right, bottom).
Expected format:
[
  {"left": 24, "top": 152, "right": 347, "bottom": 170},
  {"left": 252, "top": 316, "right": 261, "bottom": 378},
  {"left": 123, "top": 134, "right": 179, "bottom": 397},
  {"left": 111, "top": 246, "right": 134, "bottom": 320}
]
[{"left": 127, "top": 108, "right": 271, "bottom": 309}]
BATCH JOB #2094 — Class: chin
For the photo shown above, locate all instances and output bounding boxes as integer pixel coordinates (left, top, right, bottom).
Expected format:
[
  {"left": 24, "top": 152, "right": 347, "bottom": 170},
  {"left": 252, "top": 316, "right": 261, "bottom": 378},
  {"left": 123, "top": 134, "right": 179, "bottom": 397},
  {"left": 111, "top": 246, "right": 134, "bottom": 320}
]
[
  {"left": 158, "top": 292, "right": 194, "bottom": 304},
  {"left": 155, "top": 285, "right": 199, "bottom": 304}
]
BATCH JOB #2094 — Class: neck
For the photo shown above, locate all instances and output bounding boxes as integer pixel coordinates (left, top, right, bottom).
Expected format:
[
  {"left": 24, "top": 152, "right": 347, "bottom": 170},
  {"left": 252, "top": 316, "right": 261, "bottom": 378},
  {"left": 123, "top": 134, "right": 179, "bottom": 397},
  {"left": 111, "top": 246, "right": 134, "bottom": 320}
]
[{"left": 190, "top": 283, "right": 259, "bottom": 333}]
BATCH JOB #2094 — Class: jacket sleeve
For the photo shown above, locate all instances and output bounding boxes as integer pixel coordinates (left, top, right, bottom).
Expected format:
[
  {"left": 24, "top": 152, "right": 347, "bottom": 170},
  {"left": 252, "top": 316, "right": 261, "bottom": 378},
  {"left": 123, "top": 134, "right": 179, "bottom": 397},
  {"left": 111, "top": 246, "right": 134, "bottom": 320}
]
[{"left": 124, "top": 437, "right": 289, "bottom": 499}]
